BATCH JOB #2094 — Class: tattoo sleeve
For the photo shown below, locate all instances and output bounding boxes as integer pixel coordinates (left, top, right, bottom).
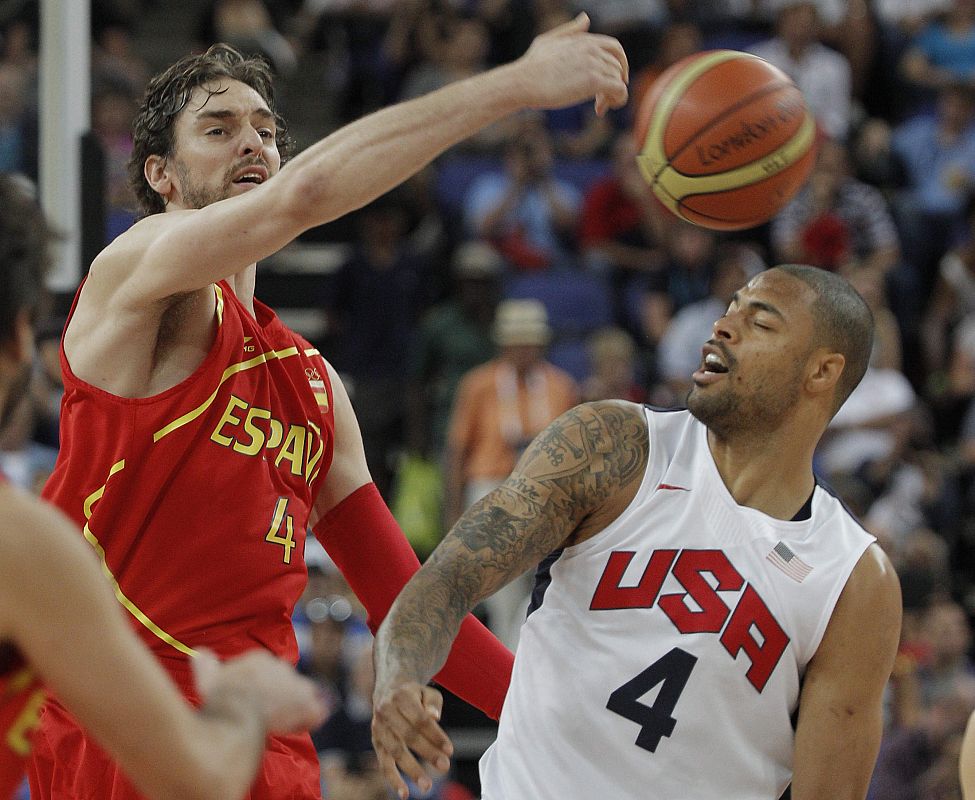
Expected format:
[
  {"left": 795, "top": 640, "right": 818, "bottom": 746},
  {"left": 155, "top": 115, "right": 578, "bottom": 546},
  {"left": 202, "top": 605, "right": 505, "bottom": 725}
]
[{"left": 374, "top": 400, "right": 650, "bottom": 687}]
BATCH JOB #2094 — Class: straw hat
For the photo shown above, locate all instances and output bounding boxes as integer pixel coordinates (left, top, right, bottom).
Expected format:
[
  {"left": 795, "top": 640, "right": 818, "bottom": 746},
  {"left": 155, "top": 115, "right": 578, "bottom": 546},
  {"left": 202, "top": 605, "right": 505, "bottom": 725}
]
[{"left": 493, "top": 299, "right": 551, "bottom": 346}]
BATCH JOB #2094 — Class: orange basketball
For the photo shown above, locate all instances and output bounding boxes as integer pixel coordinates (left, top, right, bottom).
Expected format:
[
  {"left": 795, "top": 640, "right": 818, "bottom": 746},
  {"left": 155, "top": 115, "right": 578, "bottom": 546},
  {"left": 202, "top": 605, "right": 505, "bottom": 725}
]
[{"left": 634, "top": 50, "right": 818, "bottom": 231}]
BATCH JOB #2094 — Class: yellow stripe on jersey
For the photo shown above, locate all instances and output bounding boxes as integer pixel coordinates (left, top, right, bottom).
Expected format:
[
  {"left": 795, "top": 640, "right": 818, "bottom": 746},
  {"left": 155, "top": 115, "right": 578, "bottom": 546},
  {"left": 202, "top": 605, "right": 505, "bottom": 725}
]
[
  {"left": 153, "top": 346, "right": 301, "bottom": 442},
  {"left": 214, "top": 283, "right": 225, "bottom": 326},
  {"left": 83, "top": 458, "right": 126, "bottom": 519},
  {"left": 83, "top": 523, "right": 197, "bottom": 656},
  {"left": 81, "top": 460, "right": 196, "bottom": 656}
]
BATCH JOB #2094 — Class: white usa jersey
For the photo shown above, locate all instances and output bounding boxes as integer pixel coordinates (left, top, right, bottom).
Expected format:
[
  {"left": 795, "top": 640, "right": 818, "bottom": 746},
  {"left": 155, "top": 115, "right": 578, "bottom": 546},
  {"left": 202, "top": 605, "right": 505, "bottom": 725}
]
[{"left": 479, "top": 408, "right": 875, "bottom": 800}]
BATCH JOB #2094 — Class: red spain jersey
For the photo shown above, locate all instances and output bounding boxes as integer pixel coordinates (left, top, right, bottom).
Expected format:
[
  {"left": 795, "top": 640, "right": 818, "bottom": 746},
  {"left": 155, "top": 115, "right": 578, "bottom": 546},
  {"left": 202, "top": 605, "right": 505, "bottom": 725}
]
[
  {"left": 0, "top": 472, "right": 46, "bottom": 800},
  {"left": 0, "top": 645, "right": 43, "bottom": 800},
  {"left": 43, "top": 281, "right": 335, "bottom": 663}
]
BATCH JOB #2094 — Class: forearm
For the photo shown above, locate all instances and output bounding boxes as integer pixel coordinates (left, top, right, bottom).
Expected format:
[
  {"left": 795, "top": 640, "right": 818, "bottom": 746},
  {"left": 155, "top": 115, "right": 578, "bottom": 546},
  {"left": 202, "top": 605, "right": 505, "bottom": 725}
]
[
  {"left": 283, "top": 65, "right": 526, "bottom": 229},
  {"left": 315, "top": 482, "right": 512, "bottom": 717},
  {"left": 375, "top": 564, "right": 472, "bottom": 693}
]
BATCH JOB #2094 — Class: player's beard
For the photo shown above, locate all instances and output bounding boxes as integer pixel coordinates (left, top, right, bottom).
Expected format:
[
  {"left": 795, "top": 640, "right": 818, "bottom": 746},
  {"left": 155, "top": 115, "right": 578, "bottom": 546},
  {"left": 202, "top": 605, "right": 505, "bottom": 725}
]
[
  {"left": 686, "top": 361, "right": 803, "bottom": 442},
  {"left": 174, "top": 160, "right": 234, "bottom": 209}
]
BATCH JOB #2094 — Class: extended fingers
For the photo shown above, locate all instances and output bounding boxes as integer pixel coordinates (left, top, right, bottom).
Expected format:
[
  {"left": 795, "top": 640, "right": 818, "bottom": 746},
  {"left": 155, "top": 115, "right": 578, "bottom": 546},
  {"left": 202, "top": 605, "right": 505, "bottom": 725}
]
[
  {"left": 588, "top": 33, "right": 629, "bottom": 83},
  {"left": 372, "top": 688, "right": 453, "bottom": 798}
]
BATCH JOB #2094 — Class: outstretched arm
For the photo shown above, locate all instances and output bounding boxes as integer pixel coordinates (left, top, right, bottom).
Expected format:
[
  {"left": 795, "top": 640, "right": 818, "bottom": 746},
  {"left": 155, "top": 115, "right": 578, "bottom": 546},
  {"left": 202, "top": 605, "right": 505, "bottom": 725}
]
[
  {"left": 100, "top": 13, "right": 628, "bottom": 307},
  {"left": 790, "top": 544, "right": 902, "bottom": 800},
  {"left": 372, "top": 400, "right": 649, "bottom": 798},
  {"left": 0, "top": 483, "right": 327, "bottom": 800}
]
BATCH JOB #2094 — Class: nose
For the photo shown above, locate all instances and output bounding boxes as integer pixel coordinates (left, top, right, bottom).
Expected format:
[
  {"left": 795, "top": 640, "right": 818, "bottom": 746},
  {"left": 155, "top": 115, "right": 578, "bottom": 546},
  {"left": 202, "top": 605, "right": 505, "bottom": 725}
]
[
  {"left": 238, "top": 124, "right": 264, "bottom": 156},
  {"left": 712, "top": 311, "right": 738, "bottom": 342}
]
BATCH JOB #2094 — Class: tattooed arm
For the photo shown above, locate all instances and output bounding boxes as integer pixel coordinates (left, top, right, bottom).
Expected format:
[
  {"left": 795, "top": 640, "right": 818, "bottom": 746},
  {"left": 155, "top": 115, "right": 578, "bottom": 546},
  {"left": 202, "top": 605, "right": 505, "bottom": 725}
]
[{"left": 371, "top": 400, "right": 649, "bottom": 799}]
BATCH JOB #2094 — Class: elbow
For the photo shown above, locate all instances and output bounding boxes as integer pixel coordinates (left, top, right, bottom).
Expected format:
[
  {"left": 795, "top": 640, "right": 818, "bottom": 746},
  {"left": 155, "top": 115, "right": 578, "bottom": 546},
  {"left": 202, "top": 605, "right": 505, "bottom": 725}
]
[{"left": 277, "top": 170, "right": 333, "bottom": 231}]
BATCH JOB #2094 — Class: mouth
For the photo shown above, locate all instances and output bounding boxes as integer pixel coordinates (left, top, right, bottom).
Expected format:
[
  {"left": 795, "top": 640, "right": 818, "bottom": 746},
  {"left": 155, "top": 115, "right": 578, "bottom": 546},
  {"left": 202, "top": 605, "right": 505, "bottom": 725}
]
[
  {"left": 692, "top": 343, "right": 731, "bottom": 385},
  {"left": 232, "top": 166, "right": 268, "bottom": 185}
]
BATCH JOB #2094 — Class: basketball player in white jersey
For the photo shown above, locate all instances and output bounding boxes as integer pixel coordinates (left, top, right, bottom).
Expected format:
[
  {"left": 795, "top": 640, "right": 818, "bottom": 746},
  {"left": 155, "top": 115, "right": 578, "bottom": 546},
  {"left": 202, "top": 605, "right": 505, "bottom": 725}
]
[{"left": 371, "top": 264, "right": 902, "bottom": 800}]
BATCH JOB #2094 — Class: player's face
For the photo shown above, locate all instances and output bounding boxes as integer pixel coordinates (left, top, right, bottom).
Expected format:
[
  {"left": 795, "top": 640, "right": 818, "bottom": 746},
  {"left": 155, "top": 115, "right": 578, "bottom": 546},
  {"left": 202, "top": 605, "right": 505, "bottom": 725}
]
[
  {"left": 686, "top": 270, "right": 818, "bottom": 439},
  {"left": 166, "top": 79, "right": 281, "bottom": 210}
]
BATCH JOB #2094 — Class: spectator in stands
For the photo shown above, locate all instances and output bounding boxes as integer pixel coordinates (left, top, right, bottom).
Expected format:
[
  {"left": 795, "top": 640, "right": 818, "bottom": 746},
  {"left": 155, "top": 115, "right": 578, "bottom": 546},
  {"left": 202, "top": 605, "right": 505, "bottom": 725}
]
[
  {"left": 578, "top": 131, "right": 670, "bottom": 311},
  {"left": 314, "top": 639, "right": 386, "bottom": 800},
  {"left": 443, "top": 298, "right": 577, "bottom": 648},
  {"left": 749, "top": 1, "right": 853, "bottom": 140},
  {"left": 816, "top": 362, "right": 917, "bottom": 480},
  {"left": 629, "top": 222, "right": 719, "bottom": 381},
  {"left": 92, "top": 18, "right": 149, "bottom": 96},
  {"left": 773, "top": 138, "right": 902, "bottom": 277},
  {"left": 580, "top": 326, "right": 645, "bottom": 403},
  {"left": 900, "top": 0, "right": 975, "bottom": 97},
  {"left": 463, "top": 118, "right": 582, "bottom": 271},
  {"left": 892, "top": 80, "right": 975, "bottom": 307},
  {"left": 92, "top": 81, "right": 138, "bottom": 242},
  {"left": 398, "top": 16, "right": 514, "bottom": 154},
  {"left": 406, "top": 241, "right": 502, "bottom": 462},
  {"left": 917, "top": 600, "right": 975, "bottom": 704},
  {"left": 628, "top": 20, "right": 703, "bottom": 131},
  {"left": 198, "top": 0, "right": 298, "bottom": 75},
  {"left": 770, "top": 138, "right": 919, "bottom": 362},
  {"left": 325, "top": 191, "right": 433, "bottom": 499},
  {"left": 922, "top": 195, "right": 975, "bottom": 389}
]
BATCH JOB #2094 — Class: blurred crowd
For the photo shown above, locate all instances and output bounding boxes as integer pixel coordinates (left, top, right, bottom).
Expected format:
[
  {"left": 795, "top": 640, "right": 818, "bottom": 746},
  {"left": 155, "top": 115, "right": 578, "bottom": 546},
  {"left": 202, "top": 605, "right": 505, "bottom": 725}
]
[{"left": 7, "top": 0, "right": 975, "bottom": 797}]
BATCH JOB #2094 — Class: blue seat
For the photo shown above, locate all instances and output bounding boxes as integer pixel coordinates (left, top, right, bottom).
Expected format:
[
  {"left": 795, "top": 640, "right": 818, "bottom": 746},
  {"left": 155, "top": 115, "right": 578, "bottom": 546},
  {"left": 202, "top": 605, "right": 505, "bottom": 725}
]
[{"left": 503, "top": 271, "right": 614, "bottom": 338}]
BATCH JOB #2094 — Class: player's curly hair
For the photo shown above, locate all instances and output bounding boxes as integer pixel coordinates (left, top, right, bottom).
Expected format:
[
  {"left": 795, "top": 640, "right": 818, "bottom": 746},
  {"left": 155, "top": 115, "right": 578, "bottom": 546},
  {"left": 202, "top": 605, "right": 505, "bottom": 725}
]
[
  {"left": 127, "top": 43, "right": 295, "bottom": 217},
  {"left": 0, "top": 175, "right": 54, "bottom": 346}
]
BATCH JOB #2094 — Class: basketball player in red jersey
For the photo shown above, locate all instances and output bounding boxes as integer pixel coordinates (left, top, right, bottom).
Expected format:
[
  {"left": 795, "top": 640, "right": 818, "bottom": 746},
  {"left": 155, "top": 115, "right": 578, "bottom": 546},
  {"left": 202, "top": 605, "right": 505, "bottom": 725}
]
[
  {"left": 0, "top": 174, "right": 328, "bottom": 799},
  {"left": 27, "top": 12, "right": 629, "bottom": 800}
]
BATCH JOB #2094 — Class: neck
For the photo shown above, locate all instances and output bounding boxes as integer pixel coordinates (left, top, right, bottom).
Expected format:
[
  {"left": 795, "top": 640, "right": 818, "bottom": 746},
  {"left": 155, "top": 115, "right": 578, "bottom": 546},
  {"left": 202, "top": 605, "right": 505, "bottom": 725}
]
[
  {"left": 705, "top": 422, "right": 819, "bottom": 520},
  {"left": 225, "top": 264, "right": 258, "bottom": 317}
]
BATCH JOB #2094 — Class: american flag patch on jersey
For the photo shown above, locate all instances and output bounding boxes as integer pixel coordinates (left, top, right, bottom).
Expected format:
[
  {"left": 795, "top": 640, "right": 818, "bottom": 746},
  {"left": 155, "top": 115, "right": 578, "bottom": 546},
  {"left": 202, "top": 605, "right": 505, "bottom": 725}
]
[{"left": 766, "top": 541, "right": 813, "bottom": 583}]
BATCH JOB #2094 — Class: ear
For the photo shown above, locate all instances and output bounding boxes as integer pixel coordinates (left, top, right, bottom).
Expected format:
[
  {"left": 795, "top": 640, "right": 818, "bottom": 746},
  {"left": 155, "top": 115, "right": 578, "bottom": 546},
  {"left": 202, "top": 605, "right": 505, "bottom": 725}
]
[
  {"left": 806, "top": 349, "right": 845, "bottom": 400},
  {"left": 144, "top": 154, "right": 172, "bottom": 202}
]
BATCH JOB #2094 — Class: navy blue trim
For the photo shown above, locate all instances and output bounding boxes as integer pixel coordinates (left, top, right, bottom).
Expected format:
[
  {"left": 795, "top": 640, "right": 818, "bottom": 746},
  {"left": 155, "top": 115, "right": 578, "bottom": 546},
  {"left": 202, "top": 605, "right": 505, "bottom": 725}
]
[
  {"left": 790, "top": 491, "right": 814, "bottom": 522},
  {"left": 813, "top": 474, "right": 872, "bottom": 534},
  {"left": 642, "top": 403, "right": 686, "bottom": 414},
  {"left": 527, "top": 548, "right": 564, "bottom": 618}
]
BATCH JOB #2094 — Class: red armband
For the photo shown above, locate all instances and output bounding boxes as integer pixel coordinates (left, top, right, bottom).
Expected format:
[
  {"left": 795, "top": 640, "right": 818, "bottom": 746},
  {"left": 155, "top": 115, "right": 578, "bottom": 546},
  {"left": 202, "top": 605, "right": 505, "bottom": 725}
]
[{"left": 313, "top": 483, "right": 513, "bottom": 719}]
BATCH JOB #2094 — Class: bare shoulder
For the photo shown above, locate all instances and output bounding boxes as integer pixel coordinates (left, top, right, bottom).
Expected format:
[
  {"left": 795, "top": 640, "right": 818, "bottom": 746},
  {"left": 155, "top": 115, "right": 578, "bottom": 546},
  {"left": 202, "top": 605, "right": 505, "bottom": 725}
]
[
  {"left": 511, "top": 399, "right": 650, "bottom": 546},
  {"left": 842, "top": 543, "right": 902, "bottom": 615},
  {"left": 810, "top": 543, "right": 901, "bottom": 678}
]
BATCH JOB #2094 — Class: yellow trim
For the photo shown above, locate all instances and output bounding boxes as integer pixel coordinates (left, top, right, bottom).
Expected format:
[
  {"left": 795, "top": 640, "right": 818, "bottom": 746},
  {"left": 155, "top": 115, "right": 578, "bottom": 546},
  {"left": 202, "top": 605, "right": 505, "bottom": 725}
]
[
  {"left": 83, "top": 459, "right": 126, "bottom": 519},
  {"left": 83, "top": 520, "right": 197, "bottom": 656},
  {"left": 153, "top": 346, "right": 301, "bottom": 442},
  {"left": 214, "top": 284, "right": 224, "bottom": 326},
  {"left": 304, "top": 348, "right": 320, "bottom": 357},
  {"left": 81, "top": 461, "right": 196, "bottom": 656}
]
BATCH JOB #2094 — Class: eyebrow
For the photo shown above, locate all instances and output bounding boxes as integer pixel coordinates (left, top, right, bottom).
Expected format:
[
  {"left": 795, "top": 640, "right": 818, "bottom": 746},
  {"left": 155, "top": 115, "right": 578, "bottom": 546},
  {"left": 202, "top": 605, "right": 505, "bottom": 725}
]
[
  {"left": 193, "top": 108, "right": 275, "bottom": 124},
  {"left": 731, "top": 292, "right": 786, "bottom": 321}
]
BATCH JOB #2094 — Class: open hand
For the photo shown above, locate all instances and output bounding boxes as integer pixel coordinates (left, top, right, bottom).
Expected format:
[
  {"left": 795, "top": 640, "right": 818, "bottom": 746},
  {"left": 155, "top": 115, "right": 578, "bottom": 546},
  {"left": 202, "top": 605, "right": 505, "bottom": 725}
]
[
  {"left": 372, "top": 681, "right": 452, "bottom": 800},
  {"left": 518, "top": 13, "right": 629, "bottom": 116}
]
